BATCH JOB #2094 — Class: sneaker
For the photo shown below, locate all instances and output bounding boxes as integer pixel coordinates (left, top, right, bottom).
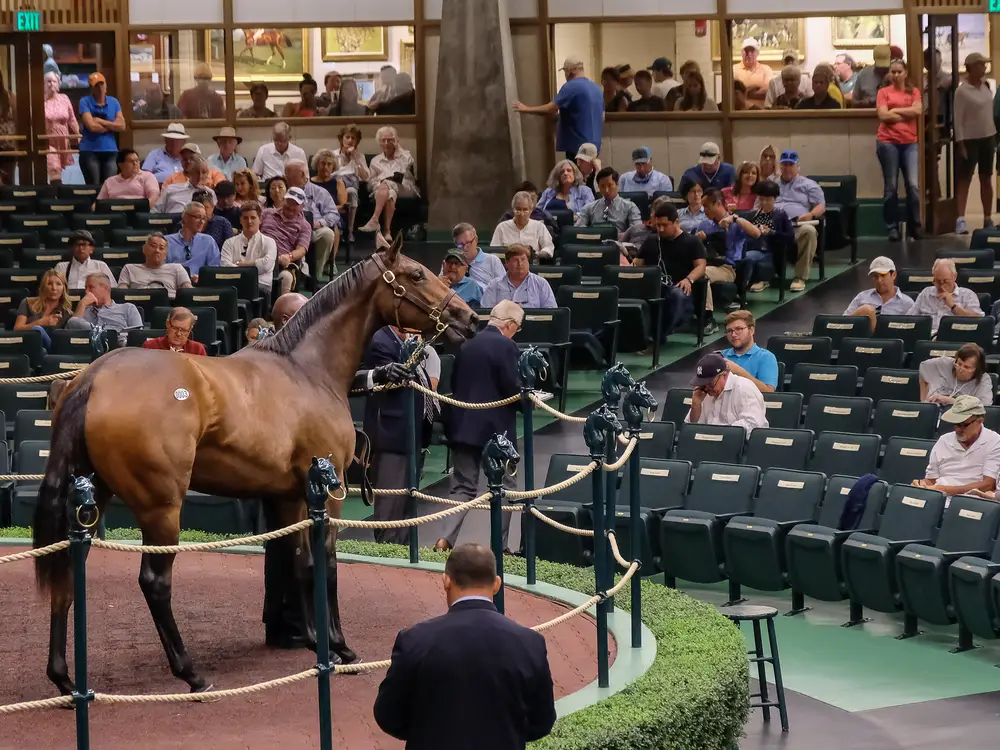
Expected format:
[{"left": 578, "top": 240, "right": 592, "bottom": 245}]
[
  {"left": 790, "top": 278, "right": 806, "bottom": 292},
  {"left": 725, "top": 301, "right": 740, "bottom": 312},
  {"left": 908, "top": 226, "right": 924, "bottom": 241},
  {"left": 956, "top": 217, "right": 968, "bottom": 234},
  {"left": 749, "top": 281, "right": 769, "bottom": 293},
  {"left": 703, "top": 320, "right": 719, "bottom": 336},
  {"left": 985, "top": 219, "right": 995, "bottom": 230},
  {"left": 888, "top": 227, "right": 901, "bottom": 242}
]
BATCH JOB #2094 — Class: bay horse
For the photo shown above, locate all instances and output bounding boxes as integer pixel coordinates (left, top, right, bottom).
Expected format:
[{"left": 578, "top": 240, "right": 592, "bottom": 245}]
[
  {"left": 239, "top": 29, "right": 292, "bottom": 69},
  {"left": 33, "top": 244, "right": 477, "bottom": 695}
]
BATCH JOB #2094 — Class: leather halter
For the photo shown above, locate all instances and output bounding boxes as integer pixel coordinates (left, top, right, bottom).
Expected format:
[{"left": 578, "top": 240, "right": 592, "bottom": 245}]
[{"left": 371, "top": 252, "right": 457, "bottom": 339}]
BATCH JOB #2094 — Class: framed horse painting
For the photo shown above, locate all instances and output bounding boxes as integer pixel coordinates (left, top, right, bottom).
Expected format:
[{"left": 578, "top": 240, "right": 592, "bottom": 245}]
[
  {"left": 321, "top": 27, "right": 390, "bottom": 62},
  {"left": 207, "top": 29, "right": 310, "bottom": 83}
]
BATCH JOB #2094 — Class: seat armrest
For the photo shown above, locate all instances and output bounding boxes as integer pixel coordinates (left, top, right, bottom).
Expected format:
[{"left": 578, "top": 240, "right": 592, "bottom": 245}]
[
  {"left": 888, "top": 538, "right": 932, "bottom": 552},
  {"left": 775, "top": 518, "right": 813, "bottom": 532},
  {"left": 940, "top": 549, "right": 990, "bottom": 563}
]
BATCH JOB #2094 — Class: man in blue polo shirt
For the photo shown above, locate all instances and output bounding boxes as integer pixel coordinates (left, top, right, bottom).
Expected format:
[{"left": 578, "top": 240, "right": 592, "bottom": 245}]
[
  {"left": 721, "top": 310, "right": 778, "bottom": 392},
  {"left": 513, "top": 56, "right": 603, "bottom": 161},
  {"left": 440, "top": 249, "right": 483, "bottom": 307},
  {"left": 165, "top": 201, "right": 221, "bottom": 284}
]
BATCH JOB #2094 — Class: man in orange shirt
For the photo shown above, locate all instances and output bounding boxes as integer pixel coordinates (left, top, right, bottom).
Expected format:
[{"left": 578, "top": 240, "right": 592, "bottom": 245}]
[
  {"left": 733, "top": 38, "right": 774, "bottom": 107},
  {"left": 141, "top": 306, "right": 207, "bottom": 355},
  {"left": 163, "top": 143, "right": 227, "bottom": 188}
]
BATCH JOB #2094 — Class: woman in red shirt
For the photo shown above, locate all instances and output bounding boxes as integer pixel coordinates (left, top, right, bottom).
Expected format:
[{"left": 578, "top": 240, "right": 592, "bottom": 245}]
[
  {"left": 722, "top": 161, "right": 759, "bottom": 211},
  {"left": 876, "top": 59, "right": 923, "bottom": 241}
]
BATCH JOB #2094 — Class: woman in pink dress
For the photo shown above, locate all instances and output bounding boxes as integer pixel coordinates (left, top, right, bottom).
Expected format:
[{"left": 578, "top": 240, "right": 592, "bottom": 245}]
[{"left": 44, "top": 72, "right": 80, "bottom": 183}]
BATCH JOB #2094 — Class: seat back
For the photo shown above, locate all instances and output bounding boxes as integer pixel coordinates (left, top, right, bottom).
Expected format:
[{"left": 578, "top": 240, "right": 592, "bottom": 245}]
[
  {"left": 790, "top": 363, "right": 858, "bottom": 404},
  {"left": 766, "top": 335, "right": 832, "bottom": 374},
  {"left": 559, "top": 226, "right": 617, "bottom": 246},
  {"left": 540, "top": 454, "right": 596, "bottom": 504},
  {"left": 809, "top": 175, "right": 857, "bottom": 207},
  {"left": 958, "top": 269, "right": 1000, "bottom": 303},
  {"left": 936, "top": 315, "right": 995, "bottom": 349},
  {"left": 133, "top": 212, "right": 180, "bottom": 231},
  {"left": 0, "top": 268, "right": 45, "bottom": 293},
  {"left": 559, "top": 246, "right": 618, "bottom": 278},
  {"left": 0, "top": 329, "right": 44, "bottom": 369},
  {"left": 556, "top": 285, "right": 619, "bottom": 332},
  {"left": 7, "top": 213, "right": 67, "bottom": 233},
  {"left": 631, "top": 420, "right": 675, "bottom": 459},
  {"left": 816, "top": 475, "right": 889, "bottom": 529},
  {"left": 896, "top": 268, "right": 934, "bottom": 296},
  {"left": 675, "top": 423, "right": 745, "bottom": 466},
  {"left": 761, "top": 391, "right": 803, "bottom": 429},
  {"left": 752, "top": 468, "right": 826, "bottom": 522},
  {"left": 40, "top": 354, "right": 89, "bottom": 375},
  {"left": 861, "top": 367, "right": 920, "bottom": 403},
  {"left": 0, "top": 354, "right": 31, "bottom": 377},
  {"left": 514, "top": 307, "right": 571, "bottom": 345},
  {"left": 110, "top": 228, "right": 155, "bottom": 247},
  {"left": 126, "top": 328, "right": 167, "bottom": 347},
  {"left": 810, "top": 431, "right": 880, "bottom": 477},
  {"left": 660, "top": 388, "right": 694, "bottom": 425},
  {"left": 50, "top": 330, "right": 96, "bottom": 356},
  {"left": 871, "top": 316, "right": 933, "bottom": 352},
  {"left": 970, "top": 228, "right": 1000, "bottom": 250},
  {"left": 619, "top": 457, "right": 691, "bottom": 510},
  {"left": 93, "top": 246, "right": 143, "bottom": 266},
  {"left": 56, "top": 184, "right": 99, "bottom": 201},
  {"left": 878, "top": 485, "right": 946, "bottom": 541},
  {"left": 530, "top": 266, "right": 582, "bottom": 296},
  {"left": 879, "top": 437, "right": 936, "bottom": 485},
  {"left": 14, "top": 410, "right": 52, "bottom": 450},
  {"left": 935, "top": 247, "right": 995, "bottom": 270},
  {"left": 743, "top": 428, "right": 814, "bottom": 472},
  {"left": 804, "top": 394, "right": 873, "bottom": 434},
  {"left": 872, "top": 400, "right": 938, "bottom": 443},
  {"left": 837, "top": 337, "right": 904, "bottom": 374},
  {"left": 176, "top": 286, "right": 240, "bottom": 324},
  {"left": 111, "top": 287, "right": 170, "bottom": 321},
  {"left": 601, "top": 266, "right": 660, "bottom": 301},
  {"left": 910, "top": 340, "right": 963, "bottom": 369},
  {"left": 811, "top": 315, "right": 870, "bottom": 350},
  {"left": 686, "top": 462, "right": 759, "bottom": 515},
  {"left": 71, "top": 212, "right": 128, "bottom": 232},
  {"left": 95, "top": 198, "right": 150, "bottom": 215},
  {"left": 934, "top": 496, "right": 1000, "bottom": 552},
  {"left": 16, "top": 439, "right": 50, "bottom": 478},
  {"left": 619, "top": 191, "right": 651, "bottom": 220}
]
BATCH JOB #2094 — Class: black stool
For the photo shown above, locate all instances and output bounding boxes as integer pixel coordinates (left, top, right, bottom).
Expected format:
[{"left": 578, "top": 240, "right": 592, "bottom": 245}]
[{"left": 720, "top": 603, "right": 789, "bottom": 732}]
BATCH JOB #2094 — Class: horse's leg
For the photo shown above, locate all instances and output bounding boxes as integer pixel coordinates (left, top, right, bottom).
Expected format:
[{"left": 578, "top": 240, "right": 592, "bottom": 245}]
[
  {"left": 262, "top": 498, "right": 311, "bottom": 649},
  {"left": 45, "top": 579, "right": 74, "bottom": 695},
  {"left": 277, "top": 43, "right": 287, "bottom": 69}
]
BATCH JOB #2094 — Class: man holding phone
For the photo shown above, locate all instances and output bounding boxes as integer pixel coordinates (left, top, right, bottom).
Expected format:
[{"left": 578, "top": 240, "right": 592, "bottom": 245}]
[{"left": 685, "top": 352, "right": 768, "bottom": 436}]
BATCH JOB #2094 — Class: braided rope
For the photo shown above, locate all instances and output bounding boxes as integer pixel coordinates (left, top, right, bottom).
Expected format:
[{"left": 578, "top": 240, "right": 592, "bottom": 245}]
[
  {"left": 0, "top": 368, "right": 84, "bottom": 384},
  {"left": 334, "top": 659, "right": 392, "bottom": 674},
  {"left": 531, "top": 594, "right": 602, "bottom": 632},
  {"left": 407, "top": 380, "right": 521, "bottom": 409},
  {"left": 0, "top": 694, "right": 75, "bottom": 714},
  {"left": 0, "top": 540, "right": 69, "bottom": 565},
  {"left": 607, "top": 531, "right": 633, "bottom": 570},
  {"left": 528, "top": 393, "right": 587, "bottom": 422},
  {"left": 0, "top": 474, "right": 44, "bottom": 481},
  {"left": 411, "top": 489, "right": 522, "bottom": 512},
  {"left": 328, "top": 492, "right": 491, "bottom": 529},
  {"left": 505, "top": 461, "right": 598, "bottom": 500},
  {"left": 93, "top": 669, "right": 319, "bottom": 705},
  {"left": 529, "top": 507, "right": 595, "bottom": 536},
  {"left": 607, "top": 560, "right": 641, "bottom": 597},
  {"left": 91, "top": 519, "right": 315, "bottom": 554},
  {"left": 602, "top": 438, "right": 638, "bottom": 472}
]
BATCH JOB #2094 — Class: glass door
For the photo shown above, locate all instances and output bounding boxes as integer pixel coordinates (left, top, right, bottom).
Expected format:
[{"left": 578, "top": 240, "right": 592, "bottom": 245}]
[
  {"left": 922, "top": 15, "right": 959, "bottom": 234},
  {"left": 0, "top": 36, "right": 32, "bottom": 185}
]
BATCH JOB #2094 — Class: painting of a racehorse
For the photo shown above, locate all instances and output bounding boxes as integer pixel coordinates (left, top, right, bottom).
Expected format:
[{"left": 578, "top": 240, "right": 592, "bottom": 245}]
[{"left": 240, "top": 29, "right": 294, "bottom": 68}]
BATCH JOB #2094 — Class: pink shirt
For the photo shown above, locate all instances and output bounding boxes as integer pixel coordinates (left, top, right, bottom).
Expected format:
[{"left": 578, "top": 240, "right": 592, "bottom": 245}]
[
  {"left": 721, "top": 186, "right": 756, "bottom": 211},
  {"left": 97, "top": 171, "right": 161, "bottom": 203},
  {"left": 876, "top": 86, "right": 921, "bottom": 145}
]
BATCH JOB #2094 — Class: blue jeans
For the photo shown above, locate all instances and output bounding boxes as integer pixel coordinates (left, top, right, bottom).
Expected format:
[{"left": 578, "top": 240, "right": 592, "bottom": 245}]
[
  {"left": 876, "top": 140, "right": 920, "bottom": 232},
  {"left": 661, "top": 284, "right": 694, "bottom": 338},
  {"left": 79, "top": 151, "right": 117, "bottom": 187},
  {"left": 32, "top": 325, "right": 52, "bottom": 351},
  {"left": 743, "top": 249, "right": 771, "bottom": 285}
]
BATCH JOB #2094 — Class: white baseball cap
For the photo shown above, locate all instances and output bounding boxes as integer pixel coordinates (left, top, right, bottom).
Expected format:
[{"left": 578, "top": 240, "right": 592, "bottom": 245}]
[
  {"left": 285, "top": 187, "right": 307, "bottom": 205},
  {"left": 742, "top": 38, "right": 760, "bottom": 52},
  {"left": 868, "top": 256, "right": 896, "bottom": 275}
]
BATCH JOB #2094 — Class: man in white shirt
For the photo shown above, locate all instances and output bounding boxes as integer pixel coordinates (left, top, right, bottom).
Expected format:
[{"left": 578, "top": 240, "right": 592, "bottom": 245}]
[
  {"left": 221, "top": 203, "right": 277, "bottom": 298},
  {"left": 907, "top": 258, "right": 983, "bottom": 334},
  {"left": 252, "top": 121, "right": 307, "bottom": 181},
  {"left": 154, "top": 157, "right": 216, "bottom": 214},
  {"left": 954, "top": 52, "right": 997, "bottom": 234},
  {"left": 684, "top": 352, "right": 768, "bottom": 436},
  {"left": 55, "top": 230, "right": 116, "bottom": 288},
  {"left": 913, "top": 396, "right": 1000, "bottom": 502},
  {"left": 843, "top": 256, "right": 914, "bottom": 330},
  {"left": 647, "top": 57, "right": 680, "bottom": 99},
  {"left": 489, "top": 191, "right": 554, "bottom": 259}
]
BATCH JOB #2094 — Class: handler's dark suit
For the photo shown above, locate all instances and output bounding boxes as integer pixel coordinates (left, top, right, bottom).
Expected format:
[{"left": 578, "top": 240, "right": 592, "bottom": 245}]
[
  {"left": 439, "top": 325, "right": 520, "bottom": 548},
  {"left": 373, "top": 597, "right": 556, "bottom": 750}
]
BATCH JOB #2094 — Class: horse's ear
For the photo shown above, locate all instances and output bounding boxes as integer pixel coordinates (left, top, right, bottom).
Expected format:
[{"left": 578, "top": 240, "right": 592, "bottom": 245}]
[{"left": 387, "top": 232, "right": 403, "bottom": 263}]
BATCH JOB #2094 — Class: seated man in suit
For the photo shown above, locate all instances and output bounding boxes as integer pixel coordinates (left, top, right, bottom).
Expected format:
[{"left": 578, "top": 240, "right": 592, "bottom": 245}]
[{"left": 374, "top": 543, "right": 556, "bottom": 749}]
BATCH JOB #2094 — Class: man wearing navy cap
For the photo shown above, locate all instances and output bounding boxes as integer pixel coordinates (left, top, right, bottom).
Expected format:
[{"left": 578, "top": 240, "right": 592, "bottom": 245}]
[
  {"left": 618, "top": 147, "right": 673, "bottom": 196},
  {"left": 440, "top": 249, "right": 483, "bottom": 307},
  {"left": 685, "top": 351, "right": 768, "bottom": 436},
  {"left": 648, "top": 57, "right": 680, "bottom": 98},
  {"left": 774, "top": 150, "right": 825, "bottom": 292}
]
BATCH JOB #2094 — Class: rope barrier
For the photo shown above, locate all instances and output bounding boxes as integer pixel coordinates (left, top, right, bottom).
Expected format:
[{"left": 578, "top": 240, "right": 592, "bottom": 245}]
[
  {"left": 93, "top": 668, "right": 320, "bottom": 705},
  {"left": 0, "top": 694, "right": 75, "bottom": 714},
  {"left": 333, "top": 659, "right": 392, "bottom": 674},
  {"left": 0, "top": 474, "right": 44, "bottom": 481},
  {"left": 602, "top": 438, "right": 638, "bottom": 472},
  {"left": 407, "top": 380, "right": 521, "bottom": 409},
  {"left": 0, "top": 539, "right": 69, "bottom": 564},
  {"left": 505, "top": 461, "right": 598, "bottom": 500},
  {"left": 528, "top": 393, "right": 587, "bottom": 422},
  {"left": 607, "top": 531, "right": 633, "bottom": 571},
  {"left": 91, "top": 520, "right": 315, "bottom": 554},
  {"left": 0, "top": 368, "right": 84, "bottom": 384},
  {"left": 529, "top": 507, "right": 595, "bottom": 537},
  {"left": 327, "top": 493, "right": 491, "bottom": 530}
]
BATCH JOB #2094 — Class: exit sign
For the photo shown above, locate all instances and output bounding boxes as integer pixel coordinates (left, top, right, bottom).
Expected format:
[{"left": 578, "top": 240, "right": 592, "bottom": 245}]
[
  {"left": 992, "top": 0, "right": 1000, "bottom": 12},
  {"left": 14, "top": 10, "right": 41, "bottom": 32}
]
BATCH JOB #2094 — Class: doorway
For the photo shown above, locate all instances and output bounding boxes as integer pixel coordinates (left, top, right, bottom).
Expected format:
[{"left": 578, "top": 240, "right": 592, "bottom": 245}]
[
  {"left": 0, "top": 31, "right": 117, "bottom": 185},
  {"left": 921, "top": 14, "right": 959, "bottom": 235}
]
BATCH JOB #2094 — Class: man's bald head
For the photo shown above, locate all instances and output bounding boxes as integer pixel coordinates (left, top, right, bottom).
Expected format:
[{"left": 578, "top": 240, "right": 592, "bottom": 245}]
[{"left": 271, "top": 292, "right": 308, "bottom": 330}]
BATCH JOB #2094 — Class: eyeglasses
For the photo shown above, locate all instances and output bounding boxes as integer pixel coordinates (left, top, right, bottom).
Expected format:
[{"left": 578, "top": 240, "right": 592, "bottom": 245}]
[
  {"left": 167, "top": 322, "right": 193, "bottom": 335},
  {"left": 956, "top": 417, "right": 982, "bottom": 429},
  {"left": 725, "top": 326, "right": 749, "bottom": 335},
  {"left": 184, "top": 244, "right": 191, "bottom": 260}
]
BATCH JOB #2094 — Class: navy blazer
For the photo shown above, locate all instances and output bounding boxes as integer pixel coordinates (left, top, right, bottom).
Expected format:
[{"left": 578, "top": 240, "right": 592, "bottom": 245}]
[
  {"left": 362, "top": 326, "right": 427, "bottom": 454},
  {"left": 447, "top": 326, "right": 520, "bottom": 449},
  {"left": 373, "top": 598, "right": 556, "bottom": 750}
]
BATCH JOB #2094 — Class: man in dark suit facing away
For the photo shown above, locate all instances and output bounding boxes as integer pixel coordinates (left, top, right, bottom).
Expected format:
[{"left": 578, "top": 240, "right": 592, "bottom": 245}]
[{"left": 373, "top": 543, "right": 557, "bottom": 749}]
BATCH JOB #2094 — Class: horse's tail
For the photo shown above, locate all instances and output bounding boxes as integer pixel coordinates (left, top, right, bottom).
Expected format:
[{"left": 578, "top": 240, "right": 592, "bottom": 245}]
[
  {"left": 282, "top": 33, "right": 292, "bottom": 47},
  {"left": 33, "top": 377, "right": 92, "bottom": 592}
]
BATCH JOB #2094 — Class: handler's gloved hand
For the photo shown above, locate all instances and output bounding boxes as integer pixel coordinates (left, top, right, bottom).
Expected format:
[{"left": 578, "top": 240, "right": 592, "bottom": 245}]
[{"left": 372, "top": 362, "right": 410, "bottom": 385}]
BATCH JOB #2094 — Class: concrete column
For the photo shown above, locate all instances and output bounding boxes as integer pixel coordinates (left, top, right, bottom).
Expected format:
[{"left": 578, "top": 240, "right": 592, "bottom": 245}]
[{"left": 429, "top": 0, "right": 525, "bottom": 231}]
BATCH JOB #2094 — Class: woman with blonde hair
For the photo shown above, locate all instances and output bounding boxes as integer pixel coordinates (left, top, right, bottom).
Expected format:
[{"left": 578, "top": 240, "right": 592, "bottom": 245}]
[
  {"left": 332, "top": 124, "right": 370, "bottom": 242},
  {"left": 537, "top": 159, "right": 595, "bottom": 216},
  {"left": 233, "top": 167, "right": 263, "bottom": 207},
  {"left": 14, "top": 269, "right": 73, "bottom": 350}
]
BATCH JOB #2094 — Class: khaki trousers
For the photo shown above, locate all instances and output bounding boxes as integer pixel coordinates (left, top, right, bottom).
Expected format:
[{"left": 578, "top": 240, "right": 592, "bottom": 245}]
[
  {"left": 793, "top": 225, "right": 818, "bottom": 281},
  {"left": 703, "top": 264, "right": 736, "bottom": 311},
  {"left": 312, "top": 226, "right": 338, "bottom": 277}
]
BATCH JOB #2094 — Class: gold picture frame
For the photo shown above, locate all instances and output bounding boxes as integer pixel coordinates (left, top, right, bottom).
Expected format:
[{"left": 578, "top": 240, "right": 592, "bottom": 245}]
[
  {"left": 206, "top": 28, "right": 310, "bottom": 83},
  {"left": 713, "top": 19, "right": 807, "bottom": 64},
  {"left": 321, "top": 27, "right": 389, "bottom": 62},
  {"left": 400, "top": 41, "right": 415, "bottom": 79},
  {"left": 832, "top": 16, "right": 890, "bottom": 49}
]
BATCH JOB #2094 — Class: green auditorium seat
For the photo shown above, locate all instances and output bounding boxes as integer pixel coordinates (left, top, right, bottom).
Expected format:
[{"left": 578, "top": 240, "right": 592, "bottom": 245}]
[
  {"left": 804, "top": 394, "right": 872, "bottom": 434},
  {"left": 949, "top": 536, "right": 1000, "bottom": 647},
  {"left": 0, "top": 354, "right": 30, "bottom": 377},
  {"left": 126, "top": 328, "right": 166, "bottom": 347},
  {"left": 134, "top": 212, "right": 181, "bottom": 231},
  {"left": 785, "top": 475, "right": 888, "bottom": 614},
  {"left": 531, "top": 265, "right": 582, "bottom": 296},
  {"left": 895, "top": 496, "right": 1000, "bottom": 638},
  {"left": 619, "top": 457, "right": 691, "bottom": 516},
  {"left": 762, "top": 392, "right": 803, "bottom": 429},
  {"left": 10, "top": 439, "right": 49, "bottom": 527},
  {"left": 619, "top": 191, "right": 651, "bottom": 220},
  {"left": 659, "top": 462, "right": 760, "bottom": 600},
  {"left": 7, "top": 214, "right": 66, "bottom": 233},
  {"left": 0, "top": 269, "right": 45, "bottom": 298},
  {"left": 41, "top": 354, "right": 89, "bottom": 376},
  {"left": 766, "top": 335, "right": 833, "bottom": 380},
  {"left": 936, "top": 315, "right": 995, "bottom": 350},
  {"left": 935, "top": 247, "right": 994, "bottom": 270},
  {"left": 607, "top": 505, "right": 660, "bottom": 576},
  {"left": 879, "top": 437, "right": 936, "bottom": 485},
  {"left": 631, "top": 420, "right": 675, "bottom": 459},
  {"left": 809, "top": 175, "right": 858, "bottom": 262},
  {"left": 675, "top": 423, "right": 745, "bottom": 466},
  {"left": 560, "top": 245, "right": 617, "bottom": 279},
  {"left": 72, "top": 213, "right": 128, "bottom": 233},
  {"left": 112, "top": 287, "right": 169, "bottom": 322},
  {"left": 37, "top": 196, "right": 90, "bottom": 216},
  {"left": 660, "top": 388, "right": 694, "bottom": 425},
  {"left": 533, "top": 454, "right": 600, "bottom": 566},
  {"left": 724, "top": 468, "right": 826, "bottom": 595},
  {"left": 970, "top": 228, "right": 1000, "bottom": 249},
  {"left": 0, "top": 329, "right": 44, "bottom": 370},
  {"left": 512, "top": 307, "right": 571, "bottom": 412},
  {"left": 0, "top": 438, "right": 10, "bottom": 526},
  {"left": 602, "top": 265, "right": 662, "bottom": 353},
  {"left": 790, "top": 363, "right": 858, "bottom": 404},
  {"left": 0, "top": 231, "right": 40, "bottom": 255},
  {"left": 872, "top": 400, "right": 938, "bottom": 444},
  {"left": 896, "top": 269, "right": 933, "bottom": 297},
  {"left": 872, "top": 315, "right": 932, "bottom": 352},
  {"left": 841, "top": 485, "right": 946, "bottom": 623},
  {"left": 959, "top": 269, "right": 1000, "bottom": 304},
  {"left": 861, "top": 367, "right": 920, "bottom": 403},
  {"left": 810, "top": 431, "right": 880, "bottom": 477},
  {"left": 909, "top": 340, "right": 963, "bottom": 369},
  {"left": 175, "top": 287, "right": 241, "bottom": 351},
  {"left": 838, "top": 337, "right": 905, "bottom": 375},
  {"left": 2, "top": 185, "right": 50, "bottom": 199},
  {"left": 93, "top": 247, "right": 143, "bottom": 266},
  {"left": 812, "top": 314, "right": 870, "bottom": 353},
  {"left": 14, "top": 410, "right": 51, "bottom": 451},
  {"left": 57, "top": 184, "right": 99, "bottom": 201},
  {"left": 556, "top": 285, "right": 620, "bottom": 368},
  {"left": 20, "top": 248, "right": 64, "bottom": 269},
  {"left": 47, "top": 229, "right": 105, "bottom": 248},
  {"left": 559, "top": 226, "right": 617, "bottom": 246},
  {"left": 109, "top": 228, "right": 153, "bottom": 247},
  {"left": 743, "top": 428, "right": 814, "bottom": 471},
  {"left": 95, "top": 198, "right": 150, "bottom": 216},
  {"left": 180, "top": 492, "right": 256, "bottom": 535}
]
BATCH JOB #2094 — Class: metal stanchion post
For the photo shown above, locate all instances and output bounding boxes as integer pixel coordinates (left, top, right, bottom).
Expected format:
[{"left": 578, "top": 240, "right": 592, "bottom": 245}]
[
  {"left": 404, "top": 386, "right": 419, "bottom": 564},
  {"left": 603, "top": 433, "right": 617, "bottom": 615},
  {"left": 306, "top": 458, "right": 336, "bottom": 750},
  {"left": 521, "top": 389, "right": 536, "bottom": 585},
  {"left": 69, "top": 476, "right": 97, "bottom": 750},
  {"left": 590, "top": 446, "right": 609, "bottom": 689},
  {"left": 627, "top": 433, "right": 642, "bottom": 648},
  {"left": 483, "top": 434, "right": 520, "bottom": 614}
]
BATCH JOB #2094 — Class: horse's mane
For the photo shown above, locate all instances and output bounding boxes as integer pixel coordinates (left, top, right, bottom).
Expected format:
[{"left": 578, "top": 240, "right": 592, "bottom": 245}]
[{"left": 257, "top": 256, "right": 373, "bottom": 355}]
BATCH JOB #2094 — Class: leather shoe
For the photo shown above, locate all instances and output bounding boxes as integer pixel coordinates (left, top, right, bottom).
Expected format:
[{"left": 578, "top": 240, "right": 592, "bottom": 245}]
[
  {"left": 433, "top": 538, "right": 452, "bottom": 552},
  {"left": 265, "top": 629, "right": 311, "bottom": 650}
]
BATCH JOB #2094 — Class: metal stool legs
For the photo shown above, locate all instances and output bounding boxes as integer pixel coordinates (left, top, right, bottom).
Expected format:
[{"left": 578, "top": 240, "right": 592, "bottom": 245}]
[
  {"left": 764, "top": 616, "right": 789, "bottom": 732},
  {"left": 726, "top": 606, "right": 789, "bottom": 733}
]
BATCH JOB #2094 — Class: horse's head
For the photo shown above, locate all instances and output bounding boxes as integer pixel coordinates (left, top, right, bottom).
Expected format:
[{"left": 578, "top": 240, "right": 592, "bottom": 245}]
[
  {"left": 517, "top": 346, "right": 548, "bottom": 389},
  {"left": 371, "top": 238, "right": 478, "bottom": 345},
  {"left": 601, "top": 362, "right": 636, "bottom": 407},
  {"left": 623, "top": 383, "right": 658, "bottom": 431},
  {"left": 482, "top": 433, "right": 520, "bottom": 488},
  {"left": 584, "top": 405, "right": 624, "bottom": 457}
]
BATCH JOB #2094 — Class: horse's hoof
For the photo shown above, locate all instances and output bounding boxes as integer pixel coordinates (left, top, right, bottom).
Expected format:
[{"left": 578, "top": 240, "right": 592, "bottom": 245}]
[
  {"left": 193, "top": 684, "right": 219, "bottom": 702},
  {"left": 335, "top": 647, "right": 358, "bottom": 665}
]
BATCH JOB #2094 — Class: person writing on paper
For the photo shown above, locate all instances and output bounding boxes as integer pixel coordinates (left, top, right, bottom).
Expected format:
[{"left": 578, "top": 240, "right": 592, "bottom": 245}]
[
  {"left": 685, "top": 351, "right": 768, "bottom": 436},
  {"left": 919, "top": 343, "right": 993, "bottom": 407},
  {"left": 912, "top": 396, "right": 1000, "bottom": 499}
]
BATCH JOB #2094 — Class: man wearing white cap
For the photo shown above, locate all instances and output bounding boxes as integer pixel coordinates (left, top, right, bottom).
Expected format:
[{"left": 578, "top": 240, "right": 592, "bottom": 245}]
[
  {"left": 954, "top": 52, "right": 996, "bottom": 234},
  {"left": 163, "top": 142, "right": 227, "bottom": 188},
  {"left": 513, "top": 56, "right": 603, "bottom": 161},
  {"left": 733, "top": 38, "right": 773, "bottom": 107},
  {"left": 677, "top": 141, "right": 736, "bottom": 197},
  {"left": 574, "top": 143, "right": 601, "bottom": 194},
  {"left": 843, "top": 256, "right": 914, "bottom": 330},
  {"left": 142, "top": 122, "right": 189, "bottom": 184}
]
